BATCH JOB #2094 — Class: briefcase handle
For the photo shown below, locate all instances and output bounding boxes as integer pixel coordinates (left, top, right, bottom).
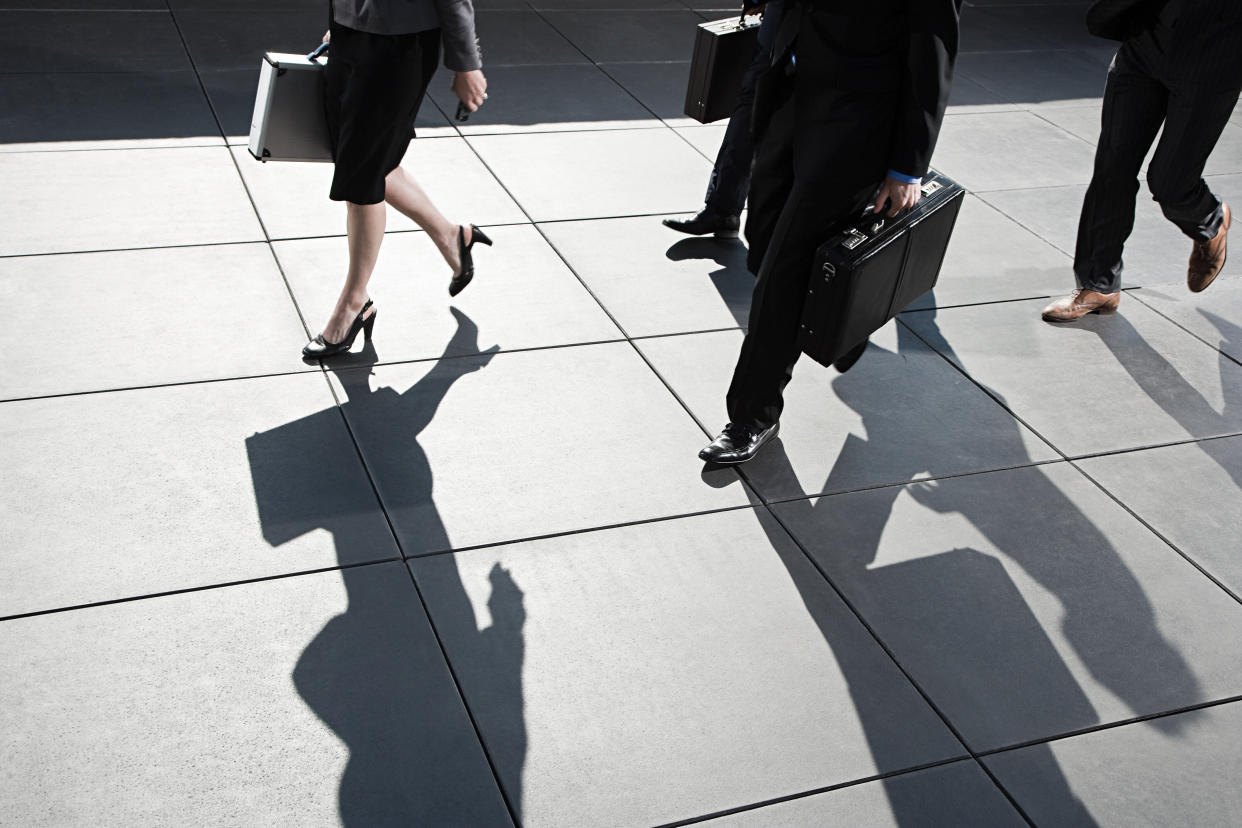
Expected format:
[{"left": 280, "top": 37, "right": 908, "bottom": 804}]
[{"left": 307, "top": 41, "right": 329, "bottom": 63}]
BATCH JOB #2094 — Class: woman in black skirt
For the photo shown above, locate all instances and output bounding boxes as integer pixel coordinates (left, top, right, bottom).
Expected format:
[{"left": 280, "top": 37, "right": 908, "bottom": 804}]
[{"left": 304, "top": 0, "right": 490, "bottom": 358}]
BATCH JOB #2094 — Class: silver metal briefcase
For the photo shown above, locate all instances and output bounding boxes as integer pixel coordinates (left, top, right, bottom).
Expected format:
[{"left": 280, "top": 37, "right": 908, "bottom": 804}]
[{"left": 248, "top": 47, "right": 333, "bottom": 163}]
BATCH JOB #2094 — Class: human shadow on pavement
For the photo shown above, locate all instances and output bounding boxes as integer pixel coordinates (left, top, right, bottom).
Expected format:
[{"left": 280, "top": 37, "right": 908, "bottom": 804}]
[
  {"left": 738, "top": 306, "right": 1204, "bottom": 822},
  {"left": 665, "top": 236, "right": 754, "bottom": 328},
  {"left": 246, "top": 309, "right": 525, "bottom": 825},
  {"left": 1091, "top": 307, "right": 1242, "bottom": 491}
]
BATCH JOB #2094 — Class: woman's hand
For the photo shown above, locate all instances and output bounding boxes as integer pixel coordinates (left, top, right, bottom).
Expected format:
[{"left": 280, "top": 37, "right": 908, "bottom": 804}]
[
  {"left": 452, "top": 70, "right": 488, "bottom": 113},
  {"left": 871, "top": 175, "right": 920, "bottom": 217}
]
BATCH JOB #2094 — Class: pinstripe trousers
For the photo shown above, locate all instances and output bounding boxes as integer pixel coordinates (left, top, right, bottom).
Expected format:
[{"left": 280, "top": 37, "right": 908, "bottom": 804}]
[{"left": 1074, "top": 23, "right": 1242, "bottom": 293}]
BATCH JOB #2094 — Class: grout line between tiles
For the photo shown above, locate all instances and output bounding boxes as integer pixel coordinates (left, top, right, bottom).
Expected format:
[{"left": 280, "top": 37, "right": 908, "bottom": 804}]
[
  {"left": 0, "top": 366, "right": 327, "bottom": 405},
  {"left": 1068, "top": 458, "right": 1242, "bottom": 608},
  {"left": 751, "top": 495, "right": 1038, "bottom": 825},
  {"left": 387, "top": 111, "right": 1036, "bottom": 828},
  {"left": 0, "top": 557, "right": 400, "bottom": 624},
  {"left": 1128, "top": 289, "right": 1242, "bottom": 370},
  {"left": 894, "top": 315, "right": 1074, "bottom": 463},
  {"left": 656, "top": 755, "right": 982, "bottom": 827},
  {"left": 318, "top": 370, "right": 524, "bottom": 826},
  {"left": 976, "top": 693, "right": 1242, "bottom": 760}
]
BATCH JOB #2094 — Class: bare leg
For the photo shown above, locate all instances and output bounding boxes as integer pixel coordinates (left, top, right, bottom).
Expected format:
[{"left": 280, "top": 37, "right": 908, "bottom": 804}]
[
  {"left": 320, "top": 200, "right": 384, "bottom": 343},
  {"left": 384, "top": 165, "right": 471, "bottom": 276}
]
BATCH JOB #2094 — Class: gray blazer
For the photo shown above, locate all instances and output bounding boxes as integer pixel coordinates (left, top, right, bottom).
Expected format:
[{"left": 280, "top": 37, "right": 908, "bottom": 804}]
[{"left": 333, "top": 0, "right": 482, "bottom": 71}]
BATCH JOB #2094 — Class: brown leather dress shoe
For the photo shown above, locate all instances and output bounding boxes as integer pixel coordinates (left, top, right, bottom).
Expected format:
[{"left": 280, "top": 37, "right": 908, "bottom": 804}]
[
  {"left": 1040, "top": 288, "right": 1121, "bottom": 323},
  {"left": 1188, "top": 203, "right": 1230, "bottom": 293}
]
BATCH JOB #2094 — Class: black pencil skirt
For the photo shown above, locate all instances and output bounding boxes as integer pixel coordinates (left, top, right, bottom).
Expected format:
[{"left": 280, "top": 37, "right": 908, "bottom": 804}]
[{"left": 324, "top": 23, "right": 441, "bottom": 205}]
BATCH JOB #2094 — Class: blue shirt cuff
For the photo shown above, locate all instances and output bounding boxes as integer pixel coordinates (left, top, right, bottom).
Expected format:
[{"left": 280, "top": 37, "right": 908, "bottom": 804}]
[{"left": 887, "top": 170, "right": 922, "bottom": 184}]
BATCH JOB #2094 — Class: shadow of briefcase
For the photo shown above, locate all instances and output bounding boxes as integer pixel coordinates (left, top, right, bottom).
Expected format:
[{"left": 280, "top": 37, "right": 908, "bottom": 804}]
[{"left": 799, "top": 171, "right": 965, "bottom": 367}]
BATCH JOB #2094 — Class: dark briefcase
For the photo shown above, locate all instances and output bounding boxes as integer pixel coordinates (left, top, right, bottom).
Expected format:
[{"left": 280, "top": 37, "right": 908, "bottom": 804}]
[
  {"left": 798, "top": 171, "right": 965, "bottom": 367},
  {"left": 683, "top": 16, "right": 761, "bottom": 124}
]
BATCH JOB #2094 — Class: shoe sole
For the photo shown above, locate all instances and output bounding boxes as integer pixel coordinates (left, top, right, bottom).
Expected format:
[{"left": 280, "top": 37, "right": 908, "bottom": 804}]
[
  {"left": 1041, "top": 302, "right": 1120, "bottom": 323},
  {"left": 697, "top": 451, "right": 750, "bottom": 464},
  {"left": 714, "top": 230, "right": 740, "bottom": 239},
  {"left": 698, "top": 423, "right": 779, "bottom": 464}
]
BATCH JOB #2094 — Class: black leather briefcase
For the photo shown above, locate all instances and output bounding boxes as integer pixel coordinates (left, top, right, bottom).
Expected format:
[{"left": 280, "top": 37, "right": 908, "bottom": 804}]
[
  {"left": 798, "top": 171, "right": 965, "bottom": 367},
  {"left": 683, "top": 16, "right": 761, "bottom": 123}
]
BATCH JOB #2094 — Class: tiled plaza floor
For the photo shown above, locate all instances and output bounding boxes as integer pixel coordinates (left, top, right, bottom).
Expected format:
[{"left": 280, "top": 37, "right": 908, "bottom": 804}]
[{"left": 3, "top": 1, "right": 1242, "bottom": 826}]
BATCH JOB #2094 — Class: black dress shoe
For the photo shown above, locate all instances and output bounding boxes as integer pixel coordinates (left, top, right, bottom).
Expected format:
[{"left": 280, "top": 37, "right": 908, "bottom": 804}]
[
  {"left": 449, "top": 224, "right": 494, "bottom": 297},
  {"left": 699, "top": 421, "right": 779, "bottom": 464},
  {"left": 663, "top": 208, "right": 740, "bottom": 238},
  {"left": 833, "top": 337, "right": 869, "bottom": 373},
  {"left": 303, "top": 300, "right": 376, "bottom": 359}
]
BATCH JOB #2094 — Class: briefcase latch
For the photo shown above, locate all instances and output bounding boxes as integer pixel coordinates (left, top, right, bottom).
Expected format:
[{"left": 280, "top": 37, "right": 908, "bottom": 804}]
[
  {"left": 920, "top": 180, "right": 942, "bottom": 197},
  {"left": 841, "top": 229, "right": 867, "bottom": 250}
]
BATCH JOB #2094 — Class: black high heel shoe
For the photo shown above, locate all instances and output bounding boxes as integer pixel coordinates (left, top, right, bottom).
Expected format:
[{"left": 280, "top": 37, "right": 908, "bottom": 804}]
[
  {"left": 303, "top": 299, "right": 376, "bottom": 358},
  {"left": 448, "top": 224, "right": 493, "bottom": 297}
]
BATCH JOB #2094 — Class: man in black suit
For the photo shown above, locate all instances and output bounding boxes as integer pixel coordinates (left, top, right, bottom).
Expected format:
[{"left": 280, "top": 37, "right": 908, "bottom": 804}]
[
  {"left": 700, "top": 0, "right": 963, "bottom": 464},
  {"left": 1043, "top": 0, "right": 1242, "bottom": 322}
]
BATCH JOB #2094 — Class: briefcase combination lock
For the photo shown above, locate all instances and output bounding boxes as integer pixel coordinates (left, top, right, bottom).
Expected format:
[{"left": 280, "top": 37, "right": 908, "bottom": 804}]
[{"left": 841, "top": 229, "right": 869, "bottom": 250}]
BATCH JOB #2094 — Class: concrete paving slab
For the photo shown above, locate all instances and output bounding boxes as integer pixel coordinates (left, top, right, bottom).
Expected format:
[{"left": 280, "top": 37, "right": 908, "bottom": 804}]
[
  {"left": 329, "top": 340, "right": 749, "bottom": 557},
  {"left": 0, "top": 564, "right": 511, "bottom": 826},
  {"left": 534, "top": 0, "right": 688, "bottom": 8},
  {"left": 601, "top": 61, "right": 698, "bottom": 126},
  {"left": 277, "top": 224, "right": 622, "bottom": 361},
  {"left": 961, "top": 5, "right": 1104, "bottom": 54},
  {"left": 674, "top": 123, "right": 728, "bottom": 161},
  {"left": 1077, "top": 438, "right": 1242, "bottom": 599},
  {"left": 0, "top": 243, "right": 308, "bottom": 400},
  {"left": 0, "top": 71, "right": 221, "bottom": 151},
  {"left": 411, "top": 508, "right": 965, "bottom": 827},
  {"left": 698, "top": 761, "right": 1024, "bottom": 827},
  {"left": 1035, "top": 106, "right": 1242, "bottom": 179},
  {"left": 0, "top": 146, "right": 263, "bottom": 256},
  {"left": 980, "top": 176, "right": 1242, "bottom": 289},
  {"left": 909, "top": 193, "right": 1071, "bottom": 310},
  {"left": 0, "top": 10, "right": 190, "bottom": 73},
  {"left": 903, "top": 297, "right": 1242, "bottom": 457},
  {"left": 174, "top": 9, "right": 330, "bottom": 74},
  {"left": 959, "top": 7, "right": 1070, "bottom": 53},
  {"left": 637, "top": 323, "right": 1058, "bottom": 502},
  {"left": 466, "top": 128, "right": 710, "bottom": 221},
  {"left": 0, "top": 373, "right": 397, "bottom": 617},
  {"left": 231, "top": 137, "right": 526, "bottom": 241},
  {"left": 978, "top": 182, "right": 1172, "bottom": 280},
  {"left": 1131, "top": 281, "right": 1242, "bottom": 364},
  {"left": 945, "top": 70, "right": 1023, "bottom": 115},
  {"left": 539, "top": 215, "right": 751, "bottom": 336},
  {"left": 539, "top": 10, "right": 704, "bottom": 63},
  {"left": 985, "top": 701, "right": 1242, "bottom": 827},
  {"left": 775, "top": 463, "right": 1242, "bottom": 751},
  {"left": 956, "top": 49, "right": 1108, "bottom": 109},
  {"left": 934, "top": 110, "right": 1096, "bottom": 192},
  {"left": 170, "top": 0, "right": 319, "bottom": 8},
  {"left": 428, "top": 64, "right": 660, "bottom": 134},
  {"left": 0, "top": 0, "right": 164, "bottom": 6},
  {"left": 475, "top": 10, "right": 588, "bottom": 66}
]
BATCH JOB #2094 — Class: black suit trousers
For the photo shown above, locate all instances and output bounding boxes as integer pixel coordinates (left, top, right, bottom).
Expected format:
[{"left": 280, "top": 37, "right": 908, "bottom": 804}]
[
  {"left": 725, "top": 70, "right": 894, "bottom": 429},
  {"left": 1074, "top": 26, "right": 1242, "bottom": 293}
]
